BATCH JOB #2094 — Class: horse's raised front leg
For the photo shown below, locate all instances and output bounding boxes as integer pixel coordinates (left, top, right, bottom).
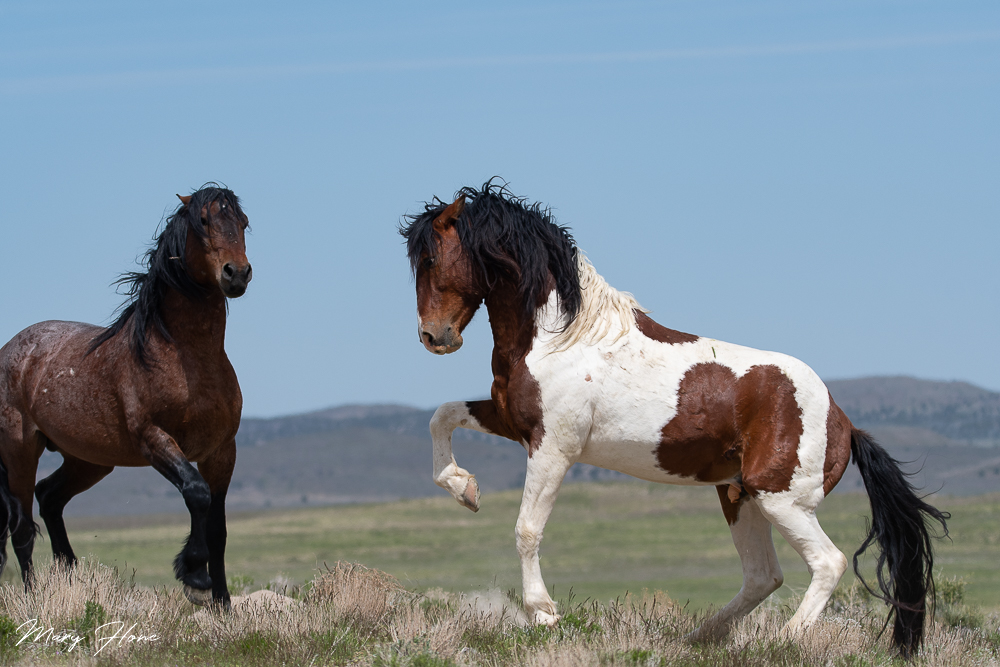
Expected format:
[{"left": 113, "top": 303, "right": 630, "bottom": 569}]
[
  {"left": 139, "top": 427, "right": 213, "bottom": 604},
  {"left": 198, "top": 440, "right": 235, "bottom": 608},
  {"left": 35, "top": 453, "right": 113, "bottom": 565},
  {"left": 430, "top": 400, "right": 504, "bottom": 512},
  {"left": 517, "top": 445, "right": 576, "bottom": 626},
  {"left": 688, "top": 488, "right": 784, "bottom": 642}
]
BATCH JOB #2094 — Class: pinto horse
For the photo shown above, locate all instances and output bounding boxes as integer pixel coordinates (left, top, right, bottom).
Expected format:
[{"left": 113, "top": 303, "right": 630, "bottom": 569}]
[
  {"left": 0, "top": 185, "right": 251, "bottom": 607},
  {"left": 401, "top": 182, "right": 948, "bottom": 657}
]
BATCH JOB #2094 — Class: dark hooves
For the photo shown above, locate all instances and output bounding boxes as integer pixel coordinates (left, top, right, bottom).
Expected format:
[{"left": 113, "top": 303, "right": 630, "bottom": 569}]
[
  {"left": 180, "top": 569, "right": 213, "bottom": 605},
  {"left": 183, "top": 585, "right": 213, "bottom": 606}
]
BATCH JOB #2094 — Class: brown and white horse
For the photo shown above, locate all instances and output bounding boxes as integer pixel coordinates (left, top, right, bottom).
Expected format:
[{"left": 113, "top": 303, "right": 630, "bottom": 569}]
[
  {"left": 0, "top": 185, "right": 251, "bottom": 607},
  {"left": 402, "top": 182, "right": 948, "bottom": 657}
]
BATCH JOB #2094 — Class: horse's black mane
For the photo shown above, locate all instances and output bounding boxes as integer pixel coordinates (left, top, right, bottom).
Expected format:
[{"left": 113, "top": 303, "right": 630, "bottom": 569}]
[
  {"left": 89, "top": 184, "right": 247, "bottom": 368},
  {"left": 400, "top": 180, "right": 581, "bottom": 325}
]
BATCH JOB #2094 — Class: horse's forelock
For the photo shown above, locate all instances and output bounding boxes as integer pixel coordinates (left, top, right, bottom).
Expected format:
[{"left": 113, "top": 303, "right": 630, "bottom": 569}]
[{"left": 401, "top": 198, "right": 450, "bottom": 275}]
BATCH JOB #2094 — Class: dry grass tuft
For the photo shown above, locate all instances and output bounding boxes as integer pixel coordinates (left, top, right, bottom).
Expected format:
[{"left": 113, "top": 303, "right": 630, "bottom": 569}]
[
  {"left": 309, "top": 561, "right": 410, "bottom": 629},
  {"left": 0, "top": 559, "right": 995, "bottom": 665}
]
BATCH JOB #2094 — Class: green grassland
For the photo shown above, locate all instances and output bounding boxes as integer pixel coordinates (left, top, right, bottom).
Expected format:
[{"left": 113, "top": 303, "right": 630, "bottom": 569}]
[{"left": 20, "top": 482, "right": 1000, "bottom": 611}]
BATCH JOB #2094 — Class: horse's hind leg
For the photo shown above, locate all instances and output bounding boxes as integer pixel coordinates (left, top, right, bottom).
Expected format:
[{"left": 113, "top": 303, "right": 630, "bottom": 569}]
[
  {"left": 197, "top": 439, "right": 235, "bottom": 608},
  {"left": 755, "top": 491, "right": 848, "bottom": 634},
  {"left": 431, "top": 400, "right": 509, "bottom": 512},
  {"left": 3, "top": 429, "right": 43, "bottom": 586},
  {"left": 35, "top": 452, "right": 113, "bottom": 565},
  {"left": 689, "top": 489, "right": 784, "bottom": 642}
]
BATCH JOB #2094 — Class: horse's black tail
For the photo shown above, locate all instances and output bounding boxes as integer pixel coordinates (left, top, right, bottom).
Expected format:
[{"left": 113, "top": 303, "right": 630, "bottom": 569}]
[{"left": 851, "top": 428, "right": 950, "bottom": 658}]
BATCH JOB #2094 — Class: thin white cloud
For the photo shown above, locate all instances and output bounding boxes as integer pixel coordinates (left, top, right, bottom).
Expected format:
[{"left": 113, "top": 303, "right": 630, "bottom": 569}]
[{"left": 3, "top": 30, "right": 998, "bottom": 96}]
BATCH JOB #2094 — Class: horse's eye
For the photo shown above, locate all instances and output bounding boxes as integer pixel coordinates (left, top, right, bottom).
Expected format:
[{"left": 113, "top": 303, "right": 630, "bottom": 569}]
[{"left": 421, "top": 256, "right": 436, "bottom": 270}]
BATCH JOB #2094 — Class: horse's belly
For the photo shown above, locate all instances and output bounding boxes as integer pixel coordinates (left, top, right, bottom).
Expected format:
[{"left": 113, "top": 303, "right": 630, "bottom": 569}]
[{"left": 578, "top": 438, "right": 727, "bottom": 486}]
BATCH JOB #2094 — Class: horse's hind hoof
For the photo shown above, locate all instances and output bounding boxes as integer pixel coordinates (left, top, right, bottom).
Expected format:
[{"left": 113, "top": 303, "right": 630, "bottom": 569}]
[
  {"left": 460, "top": 477, "right": 480, "bottom": 512},
  {"left": 184, "top": 585, "right": 213, "bottom": 606}
]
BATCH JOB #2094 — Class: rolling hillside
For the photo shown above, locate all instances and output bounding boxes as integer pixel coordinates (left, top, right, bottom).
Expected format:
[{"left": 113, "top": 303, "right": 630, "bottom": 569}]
[{"left": 38, "top": 375, "right": 1000, "bottom": 516}]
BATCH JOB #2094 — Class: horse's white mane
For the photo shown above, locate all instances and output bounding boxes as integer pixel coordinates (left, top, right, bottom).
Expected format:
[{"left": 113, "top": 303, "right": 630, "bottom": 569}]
[{"left": 549, "top": 253, "right": 648, "bottom": 351}]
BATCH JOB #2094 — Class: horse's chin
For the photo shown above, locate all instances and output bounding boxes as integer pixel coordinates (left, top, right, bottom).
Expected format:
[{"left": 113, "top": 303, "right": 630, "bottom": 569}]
[
  {"left": 220, "top": 282, "right": 248, "bottom": 298},
  {"left": 424, "top": 339, "right": 463, "bottom": 355}
]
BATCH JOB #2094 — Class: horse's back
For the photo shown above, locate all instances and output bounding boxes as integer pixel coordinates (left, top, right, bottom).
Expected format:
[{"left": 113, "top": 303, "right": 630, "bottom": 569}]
[
  {"left": 0, "top": 320, "right": 105, "bottom": 400},
  {"left": 537, "top": 318, "right": 853, "bottom": 497},
  {"left": 0, "top": 320, "right": 139, "bottom": 461}
]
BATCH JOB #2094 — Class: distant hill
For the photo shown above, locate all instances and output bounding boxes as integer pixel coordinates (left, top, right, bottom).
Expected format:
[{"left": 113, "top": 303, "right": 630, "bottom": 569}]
[
  {"left": 826, "top": 376, "right": 1000, "bottom": 444},
  {"left": 40, "top": 376, "right": 1000, "bottom": 516}
]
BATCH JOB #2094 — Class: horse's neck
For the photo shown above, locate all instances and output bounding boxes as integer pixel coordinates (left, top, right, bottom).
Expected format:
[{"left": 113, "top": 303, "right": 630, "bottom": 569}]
[
  {"left": 484, "top": 280, "right": 559, "bottom": 371},
  {"left": 159, "top": 289, "right": 229, "bottom": 357}
]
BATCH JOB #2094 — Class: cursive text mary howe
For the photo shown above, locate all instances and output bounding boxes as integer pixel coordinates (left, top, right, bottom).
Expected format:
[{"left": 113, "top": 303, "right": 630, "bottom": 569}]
[{"left": 17, "top": 619, "right": 159, "bottom": 654}]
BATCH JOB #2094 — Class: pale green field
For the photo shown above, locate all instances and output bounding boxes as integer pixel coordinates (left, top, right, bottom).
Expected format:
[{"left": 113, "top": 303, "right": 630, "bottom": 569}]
[{"left": 18, "top": 482, "right": 1000, "bottom": 610}]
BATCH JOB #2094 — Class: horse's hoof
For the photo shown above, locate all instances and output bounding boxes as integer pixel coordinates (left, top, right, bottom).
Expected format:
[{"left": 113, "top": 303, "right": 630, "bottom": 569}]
[
  {"left": 184, "top": 585, "right": 213, "bottom": 606},
  {"left": 534, "top": 610, "right": 561, "bottom": 626},
  {"left": 460, "top": 477, "right": 480, "bottom": 512}
]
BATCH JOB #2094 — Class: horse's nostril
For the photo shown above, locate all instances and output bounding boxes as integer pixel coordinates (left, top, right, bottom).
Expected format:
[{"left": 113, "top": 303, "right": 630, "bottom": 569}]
[
  {"left": 245, "top": 264, "right": 252, "bottom": 282},
  {"left": 222, "top": 264, "right": 235, "bottom": 280},
  {"left": 422, "top": 331, "right": 436, "bottom": 347}
]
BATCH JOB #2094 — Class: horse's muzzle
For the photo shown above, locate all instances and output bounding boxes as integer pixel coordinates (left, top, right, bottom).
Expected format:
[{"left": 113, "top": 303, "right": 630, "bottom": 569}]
[
  {"left": 421, "top": 325, "right": 463, "bottom": 355},
  {"left": 221, "top": 262, "right": 252, "bottom": 298}
]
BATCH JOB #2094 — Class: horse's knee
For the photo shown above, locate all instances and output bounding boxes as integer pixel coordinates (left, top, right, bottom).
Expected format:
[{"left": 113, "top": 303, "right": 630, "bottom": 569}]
[
  {"left": 515, "top": 522, "right": 542, "bottom": 558},
  {"left": 430, "top": 402, "right": 466, "bottom": 439},
  {"left": 181, "top": 479, "right": 212, "bottom": 514}
]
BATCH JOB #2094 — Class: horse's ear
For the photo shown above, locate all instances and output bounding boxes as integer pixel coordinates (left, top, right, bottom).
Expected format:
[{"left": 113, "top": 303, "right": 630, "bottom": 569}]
[
  {"left": 433, "top": 197, "right": 465, "bottom": 233},
  {"left": 176, "top": 194, "right": 192, "bottom": 207}
]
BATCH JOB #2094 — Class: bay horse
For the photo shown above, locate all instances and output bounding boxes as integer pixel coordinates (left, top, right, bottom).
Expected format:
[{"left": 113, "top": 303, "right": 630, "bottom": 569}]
[
  {"left": 0, "top": 185, "right": 252, "bottom": 607},
  {"left": 401, "top": 182, "right": 948, "bottom": 657}
]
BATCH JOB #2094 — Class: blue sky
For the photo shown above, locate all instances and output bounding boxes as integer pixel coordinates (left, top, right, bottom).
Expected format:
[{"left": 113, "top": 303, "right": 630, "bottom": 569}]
[{"left": 1, "top": 1, "right": 997, "bottom": 417}]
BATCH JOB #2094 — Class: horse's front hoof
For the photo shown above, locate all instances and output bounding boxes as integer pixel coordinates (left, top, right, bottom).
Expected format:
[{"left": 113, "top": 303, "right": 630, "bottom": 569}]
[
  {"left": 460, "top": 477, "right": 480, "bottom": 512},
  {"left": 534, "top": 610, "right": 561, "bottom": 626},
  {"left": 184, "top": 585, "right": 213, "bottom": 606}
]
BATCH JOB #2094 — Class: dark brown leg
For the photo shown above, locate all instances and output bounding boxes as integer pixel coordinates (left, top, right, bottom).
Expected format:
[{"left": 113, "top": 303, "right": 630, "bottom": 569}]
[
  {"left": 35, "top": 454, "right": 113, "bottom": 564},
  {"left": 198, "top": 440, "right": 235, "bottom": 608},
  {"left": 7, "top": 429, "right": 43, "bottom": 586},
  {"left": 139, "top": 427, "right": 213, "bottom": 599}
]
